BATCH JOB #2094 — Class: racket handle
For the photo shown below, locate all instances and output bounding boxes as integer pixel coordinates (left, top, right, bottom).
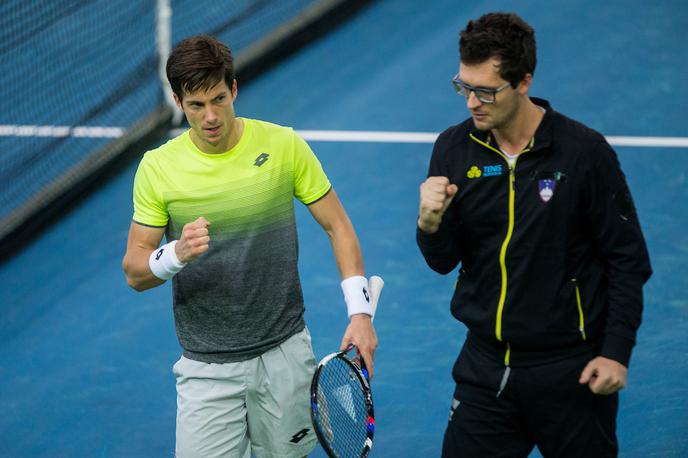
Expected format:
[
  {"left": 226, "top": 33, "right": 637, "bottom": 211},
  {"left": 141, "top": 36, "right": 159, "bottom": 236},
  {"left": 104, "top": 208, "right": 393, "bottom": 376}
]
[{"left": 368, "top": 275, "right": 384, "bottom": 321}]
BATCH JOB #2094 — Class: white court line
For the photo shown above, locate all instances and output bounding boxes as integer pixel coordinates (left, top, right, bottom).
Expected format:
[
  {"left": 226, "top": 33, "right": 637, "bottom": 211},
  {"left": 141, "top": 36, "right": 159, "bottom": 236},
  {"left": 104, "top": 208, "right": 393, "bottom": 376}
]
[
  {"left": 2, "top": 124, "right": 688, "bottom": 148},
  {"left": 604, "top": 136, "right": 688, "bottom": 148},
  {"left": 0, "top": 124, "right": 125, "bottom": 138},
  {"left": 297, "top": 130, "right": 438, "bottom": 143}
]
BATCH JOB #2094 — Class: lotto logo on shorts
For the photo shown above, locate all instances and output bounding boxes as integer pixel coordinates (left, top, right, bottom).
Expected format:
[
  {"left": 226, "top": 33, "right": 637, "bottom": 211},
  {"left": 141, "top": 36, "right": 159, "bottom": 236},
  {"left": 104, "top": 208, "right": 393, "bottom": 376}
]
[
  {"left": 289, "top": 428, "right": 310, "bottom": 443},
  {"left": 449, "top": 398, "right": 460, "bottom": 421}
]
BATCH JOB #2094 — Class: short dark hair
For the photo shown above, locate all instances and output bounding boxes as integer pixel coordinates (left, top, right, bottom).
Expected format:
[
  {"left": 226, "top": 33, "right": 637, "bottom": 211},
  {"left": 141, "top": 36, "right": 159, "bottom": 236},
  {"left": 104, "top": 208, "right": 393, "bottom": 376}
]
[
  {"left": 166, "top": 35, "right": 235, "bottom": 101},
  {"left": 459, "top": 12, "right": 536, "bottom": 87}
]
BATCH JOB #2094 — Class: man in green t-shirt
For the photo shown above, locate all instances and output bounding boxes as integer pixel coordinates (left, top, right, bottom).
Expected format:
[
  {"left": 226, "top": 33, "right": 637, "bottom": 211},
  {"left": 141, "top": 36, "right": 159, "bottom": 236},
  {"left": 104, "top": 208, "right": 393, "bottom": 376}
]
[{"left": 122, "top": 35, "right": 377, "bottom": 457}]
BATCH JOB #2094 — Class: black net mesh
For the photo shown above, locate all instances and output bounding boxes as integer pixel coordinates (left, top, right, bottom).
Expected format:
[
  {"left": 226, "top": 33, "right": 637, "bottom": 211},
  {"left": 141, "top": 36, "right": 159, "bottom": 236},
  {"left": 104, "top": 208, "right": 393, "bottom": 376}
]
[{"left": 0, "top": 0, "right": 336, "bottom": 251}]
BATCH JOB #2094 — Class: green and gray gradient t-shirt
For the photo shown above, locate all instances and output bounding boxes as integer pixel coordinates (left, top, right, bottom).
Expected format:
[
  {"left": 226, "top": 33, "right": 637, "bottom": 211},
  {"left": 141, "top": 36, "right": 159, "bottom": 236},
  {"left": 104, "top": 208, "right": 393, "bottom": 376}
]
[{"left": 132, "top": 118, "right": 331, "bottom": 363}]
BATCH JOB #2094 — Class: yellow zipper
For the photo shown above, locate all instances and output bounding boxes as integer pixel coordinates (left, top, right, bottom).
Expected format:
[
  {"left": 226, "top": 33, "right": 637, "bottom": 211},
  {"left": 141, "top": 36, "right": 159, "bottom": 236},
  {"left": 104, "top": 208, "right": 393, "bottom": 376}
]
[
  {"left": 572, "top": 279, "right": 587, "bottom": 341},
  {"left": 469, "top": 133, "right": 533, "bottom": 366},
  {"left": 495, "top": 165, "right": 516, "bottom": 345}
]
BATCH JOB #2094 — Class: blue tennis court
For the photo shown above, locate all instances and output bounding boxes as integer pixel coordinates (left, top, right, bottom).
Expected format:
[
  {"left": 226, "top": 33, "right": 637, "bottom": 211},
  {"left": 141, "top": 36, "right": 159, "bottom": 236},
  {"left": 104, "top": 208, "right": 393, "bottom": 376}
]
[{"left": 1, "top": 0, "right": 686, "bottom": 456}]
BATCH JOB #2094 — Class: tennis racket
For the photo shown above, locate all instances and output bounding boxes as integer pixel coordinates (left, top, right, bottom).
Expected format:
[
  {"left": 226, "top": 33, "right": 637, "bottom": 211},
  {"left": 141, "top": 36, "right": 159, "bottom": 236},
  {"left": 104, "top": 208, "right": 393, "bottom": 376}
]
[{"left": 310, "top": 275, "right": 384, "bottom": 458}]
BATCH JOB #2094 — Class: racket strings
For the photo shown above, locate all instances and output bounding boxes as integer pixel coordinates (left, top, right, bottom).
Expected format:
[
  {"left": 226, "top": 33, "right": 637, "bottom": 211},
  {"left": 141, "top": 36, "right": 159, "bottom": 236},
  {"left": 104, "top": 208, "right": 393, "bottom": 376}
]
[{"left": 315, "top": 358, "right": 370, "bottom": 457}]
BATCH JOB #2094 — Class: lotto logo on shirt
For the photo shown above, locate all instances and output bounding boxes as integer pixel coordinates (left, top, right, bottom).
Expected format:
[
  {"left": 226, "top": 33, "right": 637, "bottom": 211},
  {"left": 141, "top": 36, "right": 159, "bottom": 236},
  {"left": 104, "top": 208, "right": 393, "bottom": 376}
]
[{"left": 254, "top": 153, "right": 270, "bottom": 167}]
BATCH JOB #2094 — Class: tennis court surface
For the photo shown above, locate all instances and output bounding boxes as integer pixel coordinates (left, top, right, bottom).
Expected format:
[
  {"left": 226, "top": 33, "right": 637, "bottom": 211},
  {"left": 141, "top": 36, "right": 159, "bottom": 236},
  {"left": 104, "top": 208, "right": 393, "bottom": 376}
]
[{"left": 1, "top": 0, "right": 686, "bottom": 456}]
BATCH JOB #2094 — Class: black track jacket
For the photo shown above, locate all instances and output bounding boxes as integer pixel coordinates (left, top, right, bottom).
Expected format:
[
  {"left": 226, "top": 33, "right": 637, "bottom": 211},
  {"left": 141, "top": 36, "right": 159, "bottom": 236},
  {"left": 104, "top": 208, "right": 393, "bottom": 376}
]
[{"left": 417, "top": 98, "right": 651, "bottom": 368}]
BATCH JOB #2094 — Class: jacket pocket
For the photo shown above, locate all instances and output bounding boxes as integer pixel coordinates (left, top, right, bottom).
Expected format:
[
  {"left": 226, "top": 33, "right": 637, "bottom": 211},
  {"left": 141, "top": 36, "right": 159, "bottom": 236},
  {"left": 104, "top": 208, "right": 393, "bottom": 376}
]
[{"left": 571, "top": 278, "right": 587, "bottom": 341}]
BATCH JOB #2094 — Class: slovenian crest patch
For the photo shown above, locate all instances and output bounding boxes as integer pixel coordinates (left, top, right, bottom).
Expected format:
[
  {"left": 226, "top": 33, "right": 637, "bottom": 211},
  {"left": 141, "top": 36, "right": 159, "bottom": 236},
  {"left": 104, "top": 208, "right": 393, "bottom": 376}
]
[{"left": 538, "top": 179, "right": 556, "bottom": 202}]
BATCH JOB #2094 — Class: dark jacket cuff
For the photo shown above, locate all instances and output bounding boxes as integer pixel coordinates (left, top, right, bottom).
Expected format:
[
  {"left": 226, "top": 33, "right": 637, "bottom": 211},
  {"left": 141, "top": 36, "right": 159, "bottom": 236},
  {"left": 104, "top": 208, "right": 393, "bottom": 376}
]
[
  {"left": 600, "top": 334, "right": 635, "bottom": 367},
  {"left": 416, "top": 225, "right": 447, "bottom": 248}
]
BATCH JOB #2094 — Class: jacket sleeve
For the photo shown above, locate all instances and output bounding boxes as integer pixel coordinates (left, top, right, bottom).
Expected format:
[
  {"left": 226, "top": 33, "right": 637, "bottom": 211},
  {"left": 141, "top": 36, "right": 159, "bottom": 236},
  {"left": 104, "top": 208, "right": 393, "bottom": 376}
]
[
  {"left": 416, "top": 133, "right": 462, "bottom": 275},
  {"left": 585, "top": 140, "right": 652, "bottom": 367}
]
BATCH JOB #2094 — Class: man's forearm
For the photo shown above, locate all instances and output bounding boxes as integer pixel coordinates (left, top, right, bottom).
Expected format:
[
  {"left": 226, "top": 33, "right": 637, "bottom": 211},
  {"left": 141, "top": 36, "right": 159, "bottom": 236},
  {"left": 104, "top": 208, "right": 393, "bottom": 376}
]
[
  {"left": 328, "top": 227, "right": 364, "bottom": 279},
  {"left": 123, "top": 248, "right": 166, "bottom": 291}
]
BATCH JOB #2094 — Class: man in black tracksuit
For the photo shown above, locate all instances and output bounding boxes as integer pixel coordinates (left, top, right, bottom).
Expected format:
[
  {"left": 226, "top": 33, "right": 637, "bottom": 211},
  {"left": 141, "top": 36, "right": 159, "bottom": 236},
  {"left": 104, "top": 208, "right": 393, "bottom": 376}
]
[{"left": 416, "top": 13, "right": 651, "bottom": 457}]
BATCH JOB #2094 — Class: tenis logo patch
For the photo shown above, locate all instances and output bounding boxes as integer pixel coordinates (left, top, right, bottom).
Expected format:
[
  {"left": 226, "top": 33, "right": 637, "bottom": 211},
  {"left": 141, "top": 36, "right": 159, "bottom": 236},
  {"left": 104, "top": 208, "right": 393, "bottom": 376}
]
[
  {"left": 467, "top": 166, "right": 482, "bottom": 179},
  {"left": 483, "top": 164, "right": 503, "bottom": 176},
  {"left": 467, "top": 165, "right": 503, "bottom": 179},
  {"left": 538, "top": 179, "right": 556, "bottom": 202}
]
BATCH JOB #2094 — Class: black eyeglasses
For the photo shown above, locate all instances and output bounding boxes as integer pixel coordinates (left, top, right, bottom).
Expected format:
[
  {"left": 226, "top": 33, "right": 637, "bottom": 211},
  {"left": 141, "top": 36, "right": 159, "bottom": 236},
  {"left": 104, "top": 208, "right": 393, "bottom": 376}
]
[{"left": 451, "top": 75, "right": 511, "bottom": 104}]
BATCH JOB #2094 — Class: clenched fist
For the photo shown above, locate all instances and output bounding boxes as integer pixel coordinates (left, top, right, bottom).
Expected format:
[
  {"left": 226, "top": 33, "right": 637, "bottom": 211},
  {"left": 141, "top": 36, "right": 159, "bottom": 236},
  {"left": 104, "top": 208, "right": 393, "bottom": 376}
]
[
  {"left": 418, "top": 176, "right": 458, "bottom": 234},
  {"left": 176, "top": 217, "right": 211, "bottom": 263}
]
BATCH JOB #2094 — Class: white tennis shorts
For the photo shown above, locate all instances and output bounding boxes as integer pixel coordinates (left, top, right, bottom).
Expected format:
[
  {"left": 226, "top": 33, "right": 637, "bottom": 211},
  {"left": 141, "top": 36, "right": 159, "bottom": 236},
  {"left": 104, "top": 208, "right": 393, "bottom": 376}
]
[{"left": 173, "top": 327, "right": 318, "bottom": 457}]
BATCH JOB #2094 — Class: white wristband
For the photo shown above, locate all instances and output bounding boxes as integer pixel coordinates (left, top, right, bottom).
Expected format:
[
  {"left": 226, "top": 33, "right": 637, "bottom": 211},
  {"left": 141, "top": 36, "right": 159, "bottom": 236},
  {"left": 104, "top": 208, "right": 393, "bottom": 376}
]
[
  {"left": 341, "top": 275, "right": 373, "bottom": 318},
  {"left": 149, "top": 240, "right": 187, "bottom": 280}
]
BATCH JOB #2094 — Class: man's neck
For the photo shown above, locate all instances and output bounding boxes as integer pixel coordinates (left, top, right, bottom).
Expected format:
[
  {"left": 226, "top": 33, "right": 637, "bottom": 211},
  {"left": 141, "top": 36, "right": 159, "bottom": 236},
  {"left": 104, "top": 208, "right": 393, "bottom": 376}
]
[
  {"left": 492, "top": 99, "right": 544, "bottom": 156},
  {"left": 192, "top": 117, "right": 244, "bottom": 154}
]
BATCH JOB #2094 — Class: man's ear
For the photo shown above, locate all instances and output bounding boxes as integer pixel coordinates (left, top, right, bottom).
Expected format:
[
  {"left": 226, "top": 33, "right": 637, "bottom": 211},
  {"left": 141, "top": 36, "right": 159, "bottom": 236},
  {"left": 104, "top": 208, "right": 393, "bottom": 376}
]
[
  {"left": 173, "top": 93, "right": 183, "bottom": 110},
  {"left": 517, "top": 73, "right": 533, "bottom": 95},
  {"left": 231, "top": 79, "right": 238, "bottom": 101}
]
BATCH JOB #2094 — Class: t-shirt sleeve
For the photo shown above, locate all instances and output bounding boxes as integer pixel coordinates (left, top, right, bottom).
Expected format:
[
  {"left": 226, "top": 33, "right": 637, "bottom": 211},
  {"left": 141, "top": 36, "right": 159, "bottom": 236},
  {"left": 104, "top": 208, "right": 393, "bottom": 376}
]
[
  {"left": 292, "top": 131, "right": 332, "bottom": 204},
  {"left": 132, "top": 154, "right": 168, "bottom": 227}
]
